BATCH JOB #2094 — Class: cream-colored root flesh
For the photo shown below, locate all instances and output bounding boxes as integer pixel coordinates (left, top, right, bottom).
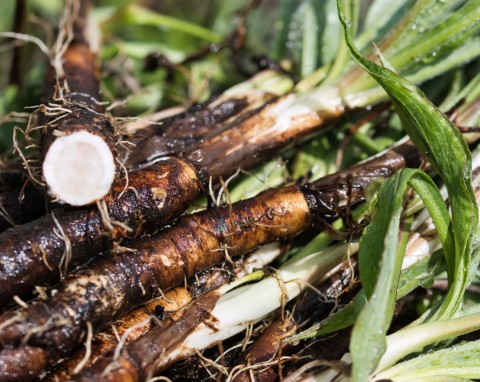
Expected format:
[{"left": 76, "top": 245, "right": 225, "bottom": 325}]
[{"left": 42, "top": 131, "right": 115, "bottom": 206}]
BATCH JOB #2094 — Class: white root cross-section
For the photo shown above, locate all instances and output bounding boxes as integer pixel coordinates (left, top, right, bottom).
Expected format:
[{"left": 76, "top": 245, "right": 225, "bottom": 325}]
[{"left": 42, "top": 130, "right": 116, "bottom": 206}]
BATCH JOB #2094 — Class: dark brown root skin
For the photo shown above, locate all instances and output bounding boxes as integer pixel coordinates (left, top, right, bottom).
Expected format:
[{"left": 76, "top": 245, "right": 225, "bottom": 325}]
[
  {"left": 43, "top": 0, "right": 103, "bottom": 111},
  {"left": 128, "top": 92, "right": 339, "bottom": 183},
  {"left": 42, "top": 287, "right": 193, "bottom": 382},
  {"left": 70, "top": 259, "right": 264, "bottom": 380},
  {"left": 0, "top": 158, "right": 200, "bottom": 305},
  {"left": 183, "top": 94, "right": 334, "bottom": 184},
  {"left": 0, "top": 346, "right": 48, "bottom": 382},
  {"left": 52, "top": 43, "right": 103, "bottom": 110},
  {"left": 0, "top": 160, "right": 47, "bottom": 233},
  {"left": 43, "top": 264, "right": 232, "bottom": 381},
  {"left": 75, "top": 252, "right": 359, "bottom": 382},
  {"left": 126, "top": 97, "right": 252, "bottom": 165},
  {"left": 74, "top": 292, "right": 222, "bottom": 382},
  {"left": 73, "top": 357, "right": 140, "bottom": 382},
  {"left": 305, "top": 141, "right": 421, "bottom": 220},
  {"left": 232, "top": 320, "right": 298, "bottom": 382},
  {"left": 0, "top": 186, "right": 311, "bottom": 381}
]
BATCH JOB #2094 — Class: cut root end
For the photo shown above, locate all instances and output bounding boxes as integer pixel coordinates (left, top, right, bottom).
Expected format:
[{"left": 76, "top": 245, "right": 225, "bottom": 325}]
[{"left": 43, "top": 130, "right": 116, "bottom": 206}]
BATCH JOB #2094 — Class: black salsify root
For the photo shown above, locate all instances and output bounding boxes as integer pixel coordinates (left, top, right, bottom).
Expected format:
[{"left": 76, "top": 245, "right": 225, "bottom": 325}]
[{"left": 301, "top": 181, "right": 367, "bottom": 239}]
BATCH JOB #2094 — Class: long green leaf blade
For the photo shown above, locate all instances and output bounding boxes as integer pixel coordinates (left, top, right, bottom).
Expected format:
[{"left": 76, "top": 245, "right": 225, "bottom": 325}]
[
  {"left": 351, "top": 169, "right": 453, "bottom": 381},
  {"left": 338, "top": 0, "right": 478, "bottom": 321},
  {"left": 376, "top": 340, "right": 480, "bottom": 382}
]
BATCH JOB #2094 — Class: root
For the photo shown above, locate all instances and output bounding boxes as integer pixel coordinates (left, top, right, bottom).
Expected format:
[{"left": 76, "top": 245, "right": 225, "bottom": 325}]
[
  {"left": 227, "top": 355, "right": 295, "bottom": 382},
  {"left": 111, "top": 324, "right": 121, "bottom": 343},
  {"left": 113, "top": 316, "right": 153, "bottom": 360},
  {"left": 22, "top": 315, "right": 55, "bottom": 343},
  {"left": 242, "top": 321, "right": 255, "bottom": 352},
  {"left": 51, "top": 211, "right": 72, "bottom": 278},
  {"left": 73, "top": 321, "right": 93, "bottom": 374},
  {"left": 51, "top": 0, "right": 79, "bottom": 94},
  {"left": 216, "top": 169, "right": 241, "bottom": 206},
  {"left": 282, "top": 359, "right": 351, "bottom": 382},
  {"left": 295, "top": 280, "right": 331, "bottom": 304},
  {"left": 96, "top": 199, "right": 114, "bottom": 232},
  {"left": 13, "top": 125, "right": 45, "bottom": 187},
  {"left": 115, "top": 137, "right": 136, "bottom": 169},
  {"left": 239, "top": 157, "right": 288, "bottom": 189},
  {"left": 0, "top": 203, "right": 16, "bottom": 227},
  {"left": 115, "top": 157, "right": 129, "bottom": 200},
  {"left": 0, "top": 310, "right": 24, "bottom": 334},
  {"left": 270, "top": 269, "right": 288, "bottom": 321},
  {"left": 111, "top": 242, "right": 136, "bottom": 254},
  {"left": 115, "top": 107, "right": 184, "bottom": 135},
  {"left": 208, "top": 176, "right": 217, "bottom": 207},
  {"left": 0, "top": 31, "right": 51, "bottom": 58},
  {"left": 220, "top": 243, "right": 236, "bottom": 267},
  {"left": 34, "top": 286, "right": 49, "bottom": 300},
  {"left": 0, "top": 111, "right": 30, "bottom": 124},
  {"left": 39, "top": 244, "right": 54, "bottom": 271},
  {"left": 12, "top": 295, "right": 29, "bottom": 309},
  {"left": 138, "top": 281, "right": 146, "bottom": 296},
  {"left": 100, "top": 358, "right": 122, "bottom": 379},
  {"left": 155, "top": 288, "right": 176, "bottom": 306},
  {"left": 40, "top": 102, "right": 73, "bottom": 117},
  {"left": 146, "top": 376, "right": 174, "bottom": 382},
  {"left": 1, "top": 0, "right": 80, "bottom": 98},
  {"left": 96, "top": 199, "right": 133, "bottom": 233},
  {"left": 194, "top": 348, "right": 229, "bottom": 378}
]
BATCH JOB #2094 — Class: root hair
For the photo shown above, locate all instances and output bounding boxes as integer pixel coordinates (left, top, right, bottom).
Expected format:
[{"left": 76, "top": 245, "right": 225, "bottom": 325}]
[
  {"left": 146, "top": 376, "right": 174, "bottom": 382},
  {"left": 12, "top": 124, "right": 45, "bottom": 187},
  {"left": 0, "top": 202, "right": 16, "bottom": 227},
  {"left": 113, "top": 316, "right": 153, "bottom": 360},
  {"left": 194, "top": 348, "right": 229, "bottom": 378},
  {"left": 12, "top": 295, "right": 29, "bottom": 309},
  {"left": 51, "top": 0, "right": 80, "bottom": 95},
  {"left": 96, "top": 199, "right": 133, "bottom": 233},
  {"left": 73, "top": 321, "right": 93, "bottom": 374},
  {"left": 51, "top": 211, "right": 72, "bottom": 279}
]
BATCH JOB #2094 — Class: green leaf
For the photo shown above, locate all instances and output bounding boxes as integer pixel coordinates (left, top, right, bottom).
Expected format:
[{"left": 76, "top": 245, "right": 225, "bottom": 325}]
[
  {"left": 285, "top": 293, "right": 362, "bottom": 343},
  {"left": 359, "top": 170, "right": 452, "bottom": 298},
  {"left": 343, "top": 0, "right": 480, "bottom": 100},
  {"left": 228, "top": 160, "right": 287, "bottom": 203},
  {"left": 389, "top": 0, "right": 480, "bottom": 73},
  {"left": 396, "top": 250, "right": 445, "bottom": 297},
  {"left": 291, "top": 135, "right": 338, "bottom": 181},
  {"left": 109, "top": 5, "right": 222, "bottom": 43},
  {"left": 376, "top": 327, "right": 480, "bottom": 380},
  {"left": 300, "top": 0, "right": 320, "bottom": 77},
  {"left": 323, "top": 0, "right": 358, "bottom": 84},
  {"left": 287, "top": 249, "right": 446, "bottom": 343},
  {"left": 338, "top": 0, "right": 478, "bottom": 321},
  {"left": 356, "top": 172, "right": 407, "bottom": 299},
  {"left": 351, "top": 169, "right": 453, "bottom": 381},
  {"left": 355, "top": 0, "right": 411, "bottom": 51}
]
